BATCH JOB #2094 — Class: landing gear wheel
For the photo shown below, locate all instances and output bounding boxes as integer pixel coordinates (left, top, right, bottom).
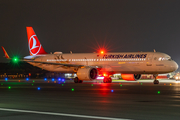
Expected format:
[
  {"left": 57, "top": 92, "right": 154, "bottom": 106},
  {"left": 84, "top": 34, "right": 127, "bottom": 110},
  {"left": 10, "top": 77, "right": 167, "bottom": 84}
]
[
  {"left": 153, "top": 74, "right": 159, "bottom": 84},
  {"left": 103, "top": 77, "right": 108, "bottom": 83},
  {"left": 153, "top": 80, "right": 159, "bottom": 84},
  {"left": 103, "top": 77, "right": 112, "bottom": 83},
  {"left": 74, "top": 77, "right": 83, "bottom": 83},
  {"left": 74, "top": 77, "right": 79, "bottom": 83},
  {"left": 108, "top": 77, "right": 112, "bottom": 83}
]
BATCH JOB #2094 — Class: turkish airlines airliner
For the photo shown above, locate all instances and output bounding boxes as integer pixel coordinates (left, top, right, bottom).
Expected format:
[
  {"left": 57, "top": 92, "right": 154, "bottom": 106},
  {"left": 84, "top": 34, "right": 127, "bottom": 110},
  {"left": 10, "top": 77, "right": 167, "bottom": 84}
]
[{"left": 2, "top": 27, "right": 178, "bottom": 84}]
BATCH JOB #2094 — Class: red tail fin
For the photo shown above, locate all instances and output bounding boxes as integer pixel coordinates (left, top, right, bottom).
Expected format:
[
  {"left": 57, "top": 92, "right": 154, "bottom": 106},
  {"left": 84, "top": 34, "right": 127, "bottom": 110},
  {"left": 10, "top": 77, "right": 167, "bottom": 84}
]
[{"left": 26, "top": 27, "right": 47, "bottom": 55}]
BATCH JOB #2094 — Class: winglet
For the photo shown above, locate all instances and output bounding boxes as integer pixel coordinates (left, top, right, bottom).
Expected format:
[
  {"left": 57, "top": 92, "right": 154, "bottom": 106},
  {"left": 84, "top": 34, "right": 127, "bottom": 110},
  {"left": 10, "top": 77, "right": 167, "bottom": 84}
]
[{"left": 1, "top": 46, "right": 10, "bottom": 59}]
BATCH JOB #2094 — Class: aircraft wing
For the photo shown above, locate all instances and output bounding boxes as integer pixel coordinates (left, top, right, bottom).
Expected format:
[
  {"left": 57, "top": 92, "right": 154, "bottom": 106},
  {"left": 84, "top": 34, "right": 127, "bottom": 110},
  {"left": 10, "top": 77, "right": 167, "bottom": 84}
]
[
  {"left": 1, "top": 46, "right": 101, "bottom": 68},
  {"left": 24, "top": 60, "right": 99, "bottom": 68}
]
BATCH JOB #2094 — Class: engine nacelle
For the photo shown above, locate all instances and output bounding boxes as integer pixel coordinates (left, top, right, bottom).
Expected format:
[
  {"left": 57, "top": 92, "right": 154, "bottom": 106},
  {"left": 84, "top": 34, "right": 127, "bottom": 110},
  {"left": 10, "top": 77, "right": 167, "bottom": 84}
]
[
  {"left": 121, "top": 74, "right": 141, "bottom": 81},
  {"left": 77, "top": 67, "right": 98, "bottom": 80}
]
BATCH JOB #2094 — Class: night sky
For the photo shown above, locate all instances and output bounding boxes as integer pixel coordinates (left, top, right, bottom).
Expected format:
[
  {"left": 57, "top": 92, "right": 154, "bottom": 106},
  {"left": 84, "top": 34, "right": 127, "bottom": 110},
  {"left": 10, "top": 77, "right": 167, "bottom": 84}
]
[{"left": 1, "top": 0, "right": 180, "bottom": 70}]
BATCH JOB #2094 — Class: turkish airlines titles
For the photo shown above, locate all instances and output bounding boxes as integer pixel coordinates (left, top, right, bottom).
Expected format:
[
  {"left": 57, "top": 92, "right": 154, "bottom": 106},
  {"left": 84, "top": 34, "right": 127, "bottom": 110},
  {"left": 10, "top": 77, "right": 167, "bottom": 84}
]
[{"left": 103, "top": 54, "right": 147, "bottom": 59}]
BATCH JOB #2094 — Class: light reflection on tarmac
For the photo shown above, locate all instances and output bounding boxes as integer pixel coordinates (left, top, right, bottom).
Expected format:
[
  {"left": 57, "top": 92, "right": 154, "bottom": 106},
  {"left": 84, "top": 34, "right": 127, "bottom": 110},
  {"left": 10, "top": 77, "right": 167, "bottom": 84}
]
[{"left": 0, "top": 79, "right": 180, "bottom": 120}]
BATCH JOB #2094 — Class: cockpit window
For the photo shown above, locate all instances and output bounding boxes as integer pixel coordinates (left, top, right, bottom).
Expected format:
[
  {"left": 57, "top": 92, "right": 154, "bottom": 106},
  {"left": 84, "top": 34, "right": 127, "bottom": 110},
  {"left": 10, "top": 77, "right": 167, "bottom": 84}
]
[
  {"left": 158, "top": 57, "right": 171, "bottom": 61},
  {"left": 168, "top": 58, "right": 172, "bottom": 61}
]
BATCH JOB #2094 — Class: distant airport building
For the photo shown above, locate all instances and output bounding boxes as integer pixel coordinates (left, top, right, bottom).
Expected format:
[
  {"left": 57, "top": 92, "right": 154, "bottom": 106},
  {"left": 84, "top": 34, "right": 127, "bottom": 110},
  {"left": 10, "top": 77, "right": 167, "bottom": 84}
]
[{"left": 112, "top": 73, "right": 170, "bottom": 79}]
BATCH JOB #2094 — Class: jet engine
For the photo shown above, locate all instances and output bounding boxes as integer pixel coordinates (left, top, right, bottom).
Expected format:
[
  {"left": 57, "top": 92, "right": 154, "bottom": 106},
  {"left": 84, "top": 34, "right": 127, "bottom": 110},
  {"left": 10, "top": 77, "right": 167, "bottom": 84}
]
[
  {"left": 77, "top": 67, "right": 98, "bottom": 80},
  {"left": 121, "top": 74, "right": 141, "bottom": 81}
]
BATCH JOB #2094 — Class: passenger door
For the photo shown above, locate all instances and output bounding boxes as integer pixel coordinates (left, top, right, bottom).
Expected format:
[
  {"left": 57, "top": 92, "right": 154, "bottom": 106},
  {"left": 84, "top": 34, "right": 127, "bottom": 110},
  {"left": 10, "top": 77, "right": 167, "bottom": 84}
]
[{"left": 146, "top": 54, "right": 154, "bottom": 66}]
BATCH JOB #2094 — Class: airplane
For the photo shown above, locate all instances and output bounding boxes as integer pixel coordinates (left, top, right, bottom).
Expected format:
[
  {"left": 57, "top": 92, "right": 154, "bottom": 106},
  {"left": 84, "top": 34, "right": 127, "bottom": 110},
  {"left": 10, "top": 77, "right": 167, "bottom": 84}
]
[{"left": 1, "top": 27, "right": 178, "bottom": 84}]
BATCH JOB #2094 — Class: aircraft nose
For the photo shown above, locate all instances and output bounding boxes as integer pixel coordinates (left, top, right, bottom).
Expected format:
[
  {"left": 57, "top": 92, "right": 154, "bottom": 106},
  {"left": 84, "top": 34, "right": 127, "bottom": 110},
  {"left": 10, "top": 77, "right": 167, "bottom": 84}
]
[{"left": 172, "top": 61, "right": 178, "bottom": 71}]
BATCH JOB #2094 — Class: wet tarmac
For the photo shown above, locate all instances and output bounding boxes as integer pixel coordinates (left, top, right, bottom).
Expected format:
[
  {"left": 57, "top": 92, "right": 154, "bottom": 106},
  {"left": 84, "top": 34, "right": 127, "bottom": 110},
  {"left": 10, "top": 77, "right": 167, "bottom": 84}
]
[{"left": 0, "top": 78, "right": 180, "bottom": 120}]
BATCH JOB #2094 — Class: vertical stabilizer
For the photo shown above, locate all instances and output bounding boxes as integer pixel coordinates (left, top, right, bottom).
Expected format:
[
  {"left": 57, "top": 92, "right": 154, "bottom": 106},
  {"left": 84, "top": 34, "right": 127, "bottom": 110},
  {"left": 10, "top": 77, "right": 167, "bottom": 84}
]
[{"left": 26, "top": 27, "right": 47, "bottom": 55}]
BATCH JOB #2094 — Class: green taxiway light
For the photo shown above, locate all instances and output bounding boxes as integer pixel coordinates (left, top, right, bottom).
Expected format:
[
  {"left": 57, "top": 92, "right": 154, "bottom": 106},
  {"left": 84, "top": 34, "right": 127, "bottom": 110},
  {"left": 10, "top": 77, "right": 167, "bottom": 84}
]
[
  {"left": 33, "top": 80, "right": 35, "bottom": 82},
  {"left": 71, "top": 88, "right": 74, "bottom": 91},
  {"left": 1, "top": 84, "right": 3, "bottom": 85},
  {"left": 62, "top": 84, "right": 64, "bottom": 86},
  {"left": 120, "top": 85, "right": 122, "bottom": 87},
  {"left": 91, "top": 84, "right": 93, "bottom": 86},
  {"left": 32, "top": 84, "right": 33, "bottom": 86},
  {"left": 141, "top": 83, "right": 143, "bottom": 85},
  {"left": 158, "top": 91, "right": 160, "bottom": 94},
  {"left": 8, "top": 86, "right": 11, "bottom": 89}
]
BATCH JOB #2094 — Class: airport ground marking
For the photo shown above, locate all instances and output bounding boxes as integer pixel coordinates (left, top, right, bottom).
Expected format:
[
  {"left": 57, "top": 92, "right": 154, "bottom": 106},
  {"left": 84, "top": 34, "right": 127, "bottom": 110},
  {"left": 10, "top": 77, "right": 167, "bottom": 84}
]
[{"left": 0, "top": 108, "right": 131, "bottom": 120}]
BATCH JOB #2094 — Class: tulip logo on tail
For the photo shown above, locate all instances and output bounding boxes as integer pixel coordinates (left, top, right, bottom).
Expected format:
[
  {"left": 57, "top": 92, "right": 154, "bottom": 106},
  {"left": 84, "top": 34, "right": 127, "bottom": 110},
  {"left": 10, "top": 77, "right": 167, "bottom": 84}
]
[
  {"left": 26, "top": 27, "right": 47, "bottom": 55},
  {"left": 29, "top": 35, "right": 42, "bottom": 55}
]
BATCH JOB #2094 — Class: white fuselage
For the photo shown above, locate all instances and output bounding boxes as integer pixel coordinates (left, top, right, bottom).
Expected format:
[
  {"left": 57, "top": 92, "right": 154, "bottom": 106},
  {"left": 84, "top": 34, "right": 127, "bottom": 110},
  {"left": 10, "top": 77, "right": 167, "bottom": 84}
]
[{"left": 25, "top": 52, "right": 178, "bottom": 74}]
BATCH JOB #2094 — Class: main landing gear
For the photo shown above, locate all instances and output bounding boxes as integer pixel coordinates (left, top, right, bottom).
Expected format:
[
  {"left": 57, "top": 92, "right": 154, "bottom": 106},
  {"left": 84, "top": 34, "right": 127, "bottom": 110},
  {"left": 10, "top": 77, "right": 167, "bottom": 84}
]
[
  {"left": 153, "top": 74, "right": 159, "bottom": 84},
  {"left": 103, "top": 77, "right": 112, "bottom": 83},
  {"left": 74, "top": 77, "right": 83, "bottom": 83}
]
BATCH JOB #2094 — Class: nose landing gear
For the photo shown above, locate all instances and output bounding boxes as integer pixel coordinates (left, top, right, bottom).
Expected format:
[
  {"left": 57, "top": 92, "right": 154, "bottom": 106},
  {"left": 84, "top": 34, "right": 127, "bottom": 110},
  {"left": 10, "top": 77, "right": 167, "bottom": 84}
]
[{"left": 153, "top": 74, "right": 159, "bottom": 84}]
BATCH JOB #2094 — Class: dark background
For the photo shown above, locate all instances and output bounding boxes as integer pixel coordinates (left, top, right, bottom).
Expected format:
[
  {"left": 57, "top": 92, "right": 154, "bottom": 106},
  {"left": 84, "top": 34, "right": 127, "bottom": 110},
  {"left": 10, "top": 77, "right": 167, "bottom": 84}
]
[{"left": 0, "top": 0, "right": 180, "bottom": 70}]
